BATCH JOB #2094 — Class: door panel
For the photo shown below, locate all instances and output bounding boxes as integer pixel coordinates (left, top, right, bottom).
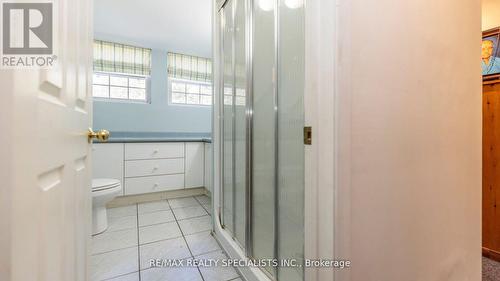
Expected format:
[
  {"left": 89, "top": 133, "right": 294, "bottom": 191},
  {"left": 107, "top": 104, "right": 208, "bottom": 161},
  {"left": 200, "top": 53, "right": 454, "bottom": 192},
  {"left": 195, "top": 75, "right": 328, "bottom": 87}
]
[
  {"left": 222, "top": 0, "right": 235, "bottom": 233},
  {"left": 251, "top": 0, "right": 276, "bottom": 276},
  {"left": 233, "top": 0, "right": 247, "bottom": 248},
  {"left": 221, "top": 0, "right": 247, "bottom": 249},
  {"left": 277, "top": 1, "right": 305, "bottom": 280},
  {"left": 5, "top": 0, "right": 93, "bottom": 280},
  {"left": 216, "top": 1, "right": 305, "bottom": 280},
  {"left": 483, "top": 82, "right": 500, "bottom": 260}
]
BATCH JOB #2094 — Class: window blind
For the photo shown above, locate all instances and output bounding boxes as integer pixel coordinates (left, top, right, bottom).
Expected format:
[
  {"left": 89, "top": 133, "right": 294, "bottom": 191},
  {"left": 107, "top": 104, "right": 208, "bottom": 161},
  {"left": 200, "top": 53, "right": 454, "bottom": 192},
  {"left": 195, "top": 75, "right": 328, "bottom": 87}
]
[
  {"left": 167, "top": 52, "right": 212, "bottom": 83},
  {"left": 93, "top": 40, "right": 152, "bottom": 76}
]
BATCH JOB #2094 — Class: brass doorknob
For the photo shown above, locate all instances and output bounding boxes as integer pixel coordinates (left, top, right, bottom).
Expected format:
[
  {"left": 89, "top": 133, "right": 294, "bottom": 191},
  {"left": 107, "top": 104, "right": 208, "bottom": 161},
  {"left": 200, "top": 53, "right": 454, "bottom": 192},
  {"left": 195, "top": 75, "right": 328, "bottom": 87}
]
[{"left": 88, "top": 128, "right": 110, "bottom": 143}]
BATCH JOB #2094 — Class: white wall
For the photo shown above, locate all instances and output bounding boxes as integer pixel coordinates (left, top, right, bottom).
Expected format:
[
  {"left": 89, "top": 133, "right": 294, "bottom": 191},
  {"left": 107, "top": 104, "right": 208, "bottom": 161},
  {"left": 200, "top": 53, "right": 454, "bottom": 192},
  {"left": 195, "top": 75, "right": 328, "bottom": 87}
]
[
  {"left": 336, "top": 0, "right": 482, "bottom": 279},
  {"left": 93, "top": 0, "right": 213, "bottom": 133},
  {"left": 482, "top": 0, "right": 500, "bottom": 30},
  {"left": 94, "top": 0, "right": 212, "bottom": 57}
]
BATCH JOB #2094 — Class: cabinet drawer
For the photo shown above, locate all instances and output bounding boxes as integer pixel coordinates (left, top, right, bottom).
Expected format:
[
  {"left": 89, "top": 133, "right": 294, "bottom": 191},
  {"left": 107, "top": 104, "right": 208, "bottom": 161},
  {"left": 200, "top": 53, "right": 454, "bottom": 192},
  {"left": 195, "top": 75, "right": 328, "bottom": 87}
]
[
  {"left": 125, "top": 158, "right": 184, "bottom": 178},
  {"left": 124, "top": 143, "right": 184, "bottom": 160},
  {"left": 185, "top": 142, "right": 204, "bottom": 188},
  {"left": 124, "top": 174, "right": 185, "bottom": 195}
]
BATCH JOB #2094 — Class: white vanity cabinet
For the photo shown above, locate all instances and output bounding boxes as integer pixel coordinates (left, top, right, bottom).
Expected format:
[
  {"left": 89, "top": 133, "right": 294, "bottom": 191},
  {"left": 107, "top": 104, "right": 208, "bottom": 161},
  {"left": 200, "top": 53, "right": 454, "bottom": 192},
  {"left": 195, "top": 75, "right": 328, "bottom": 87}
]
[
  {"left": 124, "top": 142, "right": 186, "bottom": 195},
  {"left": 185, "top": 143, "right": 205, "bottom": 188},
  {"left": 92, "top": 141, "right": 210, "bottom": 196},
  {"left": 204, "top": 143, "right": 212, "bottom": 194},
  {"left": 92, "top": 143, "right": 124, "bottom": 195}
]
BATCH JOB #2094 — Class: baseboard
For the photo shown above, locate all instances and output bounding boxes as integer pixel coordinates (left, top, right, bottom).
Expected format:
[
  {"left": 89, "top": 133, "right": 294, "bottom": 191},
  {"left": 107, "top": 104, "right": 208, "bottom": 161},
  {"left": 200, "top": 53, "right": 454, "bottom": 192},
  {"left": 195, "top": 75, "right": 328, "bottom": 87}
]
[
  {"left": 107, "top": 187, "right": 209, "bottom": 208},
  {"left": 483, "top": 247, "right": 500, "bottom": 262}
]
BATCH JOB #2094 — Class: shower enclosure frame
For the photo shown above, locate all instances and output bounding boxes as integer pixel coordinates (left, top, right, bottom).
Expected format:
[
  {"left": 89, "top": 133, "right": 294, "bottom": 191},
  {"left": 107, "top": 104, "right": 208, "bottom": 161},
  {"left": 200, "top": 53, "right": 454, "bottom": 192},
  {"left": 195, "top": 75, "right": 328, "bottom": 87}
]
[{"left": 210, "top": 0, "right": 344, "bottom": 280}]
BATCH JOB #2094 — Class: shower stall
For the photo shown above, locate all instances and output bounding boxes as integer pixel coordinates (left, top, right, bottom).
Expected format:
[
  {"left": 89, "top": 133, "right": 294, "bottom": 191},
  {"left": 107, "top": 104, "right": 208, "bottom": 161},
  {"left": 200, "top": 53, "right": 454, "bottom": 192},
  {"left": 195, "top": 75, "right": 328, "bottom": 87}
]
[{"left": 213, "top": 0, "right": 305, "bottom": 280}]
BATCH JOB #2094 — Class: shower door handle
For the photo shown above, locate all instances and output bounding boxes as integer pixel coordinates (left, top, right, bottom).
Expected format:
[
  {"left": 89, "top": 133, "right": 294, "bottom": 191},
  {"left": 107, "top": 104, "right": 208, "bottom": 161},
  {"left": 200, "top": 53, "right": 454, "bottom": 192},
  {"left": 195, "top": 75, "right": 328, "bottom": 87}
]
[{"left": 304, "top": 126, "right": 312, "bottom": 145}]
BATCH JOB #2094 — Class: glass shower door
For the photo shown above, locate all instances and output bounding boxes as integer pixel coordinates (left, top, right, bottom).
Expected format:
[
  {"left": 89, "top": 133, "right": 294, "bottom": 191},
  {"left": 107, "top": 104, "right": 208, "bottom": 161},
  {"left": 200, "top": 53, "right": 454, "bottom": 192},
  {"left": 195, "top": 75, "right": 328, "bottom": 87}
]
[
  {"left": 233, "top": 0, "right": 247, "bottom": 246},
  {"left": 251, "top": 1, "right": 305, "bottom": 280},
  {"left": 221, "top": 0, "right": 247, "bottom": 248},
  {"left": 222, "top": 0, "right": 234, "bottom": 234},
  {"left": 218, "top": 0, "right": 304, "bottom": 280},
  {"left": 251, "top": 0, "right": 276, "bottom": 276},
  {"left": 277, "top": 1, "right": 305, "bottom": 280}
]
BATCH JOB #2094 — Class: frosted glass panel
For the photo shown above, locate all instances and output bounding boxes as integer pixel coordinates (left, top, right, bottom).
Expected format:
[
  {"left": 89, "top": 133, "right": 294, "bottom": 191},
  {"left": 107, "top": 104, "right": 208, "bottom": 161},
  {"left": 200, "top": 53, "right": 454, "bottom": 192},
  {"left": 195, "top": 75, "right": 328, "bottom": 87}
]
[
  {"left": 277, "top": 0, "right": 305, "bottom": 280},
  {"left": 217, "top": 1, "right": 305, "bottom": 279},
  {"left": 252, "top": 1, "right": 276, "bottom": 276},
  {"left": 234, "top": 0, "right": 247, "bottom": 246},
  {"left": 222, "top": 2, "right": 234, "bottom": 234}
]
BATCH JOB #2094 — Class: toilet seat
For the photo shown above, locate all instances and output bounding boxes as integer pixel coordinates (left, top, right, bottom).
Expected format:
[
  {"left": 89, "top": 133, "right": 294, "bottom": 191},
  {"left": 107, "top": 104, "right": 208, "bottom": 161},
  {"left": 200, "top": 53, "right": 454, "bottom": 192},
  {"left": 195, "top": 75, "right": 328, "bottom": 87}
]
[{"left": 92, "top": 178, "right": 121, "bottom": 192}]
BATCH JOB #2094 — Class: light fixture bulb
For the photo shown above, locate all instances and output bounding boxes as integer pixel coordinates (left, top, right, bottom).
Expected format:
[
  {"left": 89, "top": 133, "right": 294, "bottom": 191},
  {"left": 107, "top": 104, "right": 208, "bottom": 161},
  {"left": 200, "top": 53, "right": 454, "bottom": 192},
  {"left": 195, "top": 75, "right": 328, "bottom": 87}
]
[
  {"left": 284, "top": 0, "right": 304, "bottom": 9},
  {"left": 259, "top": 0, "right": 274, "bottom": 11}
]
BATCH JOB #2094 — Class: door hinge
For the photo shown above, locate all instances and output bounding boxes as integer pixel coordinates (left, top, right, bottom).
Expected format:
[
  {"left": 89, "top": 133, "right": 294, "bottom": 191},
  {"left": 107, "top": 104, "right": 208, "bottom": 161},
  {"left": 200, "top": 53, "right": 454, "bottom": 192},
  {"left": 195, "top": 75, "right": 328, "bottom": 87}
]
[{"left": 304, "top": 126, "right": 312, "bottom": 145}]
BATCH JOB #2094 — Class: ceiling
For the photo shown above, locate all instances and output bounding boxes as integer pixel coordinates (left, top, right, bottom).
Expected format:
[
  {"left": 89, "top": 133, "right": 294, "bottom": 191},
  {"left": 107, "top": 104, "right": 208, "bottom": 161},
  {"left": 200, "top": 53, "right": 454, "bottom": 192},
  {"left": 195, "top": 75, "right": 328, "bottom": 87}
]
[{"left": 94, "top": 0, "right": 212, "bottom": 58}]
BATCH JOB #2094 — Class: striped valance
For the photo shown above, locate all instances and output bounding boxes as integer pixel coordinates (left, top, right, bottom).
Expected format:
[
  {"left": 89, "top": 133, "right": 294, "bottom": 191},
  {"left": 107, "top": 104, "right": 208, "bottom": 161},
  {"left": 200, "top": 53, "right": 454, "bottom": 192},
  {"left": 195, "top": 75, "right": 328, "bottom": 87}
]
[
  {"left": 93, "top": 40, "right": 152, "bottom": 76},
  {"left": 167, "top": 52, "right": 212, "bottom": 83}
]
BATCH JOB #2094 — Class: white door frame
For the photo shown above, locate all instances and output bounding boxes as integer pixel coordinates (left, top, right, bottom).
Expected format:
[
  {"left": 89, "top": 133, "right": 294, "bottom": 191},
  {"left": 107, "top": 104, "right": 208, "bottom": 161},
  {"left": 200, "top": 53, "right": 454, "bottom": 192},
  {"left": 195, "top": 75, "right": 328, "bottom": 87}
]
[
  {"left": 304, "top": 0, "right": 348, "bottom": 280},
  {"left": 0, "top": 72, "right": 14, "bottom": 281}
]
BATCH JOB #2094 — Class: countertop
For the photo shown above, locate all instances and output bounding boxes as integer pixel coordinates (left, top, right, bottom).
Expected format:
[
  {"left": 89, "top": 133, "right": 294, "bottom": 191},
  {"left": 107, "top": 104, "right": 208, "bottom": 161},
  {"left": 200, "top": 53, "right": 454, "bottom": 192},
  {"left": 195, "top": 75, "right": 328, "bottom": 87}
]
[{"left": 95, "top": 132, "right": 212, "bottom": 143}]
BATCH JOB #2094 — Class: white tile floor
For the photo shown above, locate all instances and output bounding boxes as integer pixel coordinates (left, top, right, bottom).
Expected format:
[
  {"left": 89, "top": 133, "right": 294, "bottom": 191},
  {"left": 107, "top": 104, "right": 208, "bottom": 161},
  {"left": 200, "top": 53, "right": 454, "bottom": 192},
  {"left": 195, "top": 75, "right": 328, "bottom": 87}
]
[{"left": 91, "top": 195, "right": 242, "bottom": 281}]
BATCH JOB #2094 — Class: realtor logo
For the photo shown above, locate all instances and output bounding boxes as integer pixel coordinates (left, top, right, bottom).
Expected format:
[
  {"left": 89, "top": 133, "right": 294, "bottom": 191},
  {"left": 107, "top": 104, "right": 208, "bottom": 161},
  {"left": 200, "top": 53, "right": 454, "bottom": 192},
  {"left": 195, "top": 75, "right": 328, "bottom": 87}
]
[
  {"left": 3, "top": 3, "right": 52, "bottom": 54},
  {"left": 1, "top": 1, "right": 56, "bottom": 68}
]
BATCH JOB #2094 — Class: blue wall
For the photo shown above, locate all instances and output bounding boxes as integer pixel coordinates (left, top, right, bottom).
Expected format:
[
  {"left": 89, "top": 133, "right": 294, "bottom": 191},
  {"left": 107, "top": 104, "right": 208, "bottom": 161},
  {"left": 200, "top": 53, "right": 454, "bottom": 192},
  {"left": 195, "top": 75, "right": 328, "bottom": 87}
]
[{"left": 93, "top": 48, "right": 212, "bottom": 133}]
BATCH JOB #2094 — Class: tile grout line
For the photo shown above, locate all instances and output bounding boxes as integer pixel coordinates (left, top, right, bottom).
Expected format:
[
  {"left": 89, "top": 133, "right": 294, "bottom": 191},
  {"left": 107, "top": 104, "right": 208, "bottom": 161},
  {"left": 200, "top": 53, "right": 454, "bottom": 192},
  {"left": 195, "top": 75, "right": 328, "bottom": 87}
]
[
  {"left": 208, "top": 228, "right": 244, "bottom": 280},
  {"left": 134, "top": 221, "right": 214, "bottom": 247},
  {"left": 201, "top": 204, "right": 211, "bottom": 215},
  {"left": 102, "top": 271, "right": 141, "bottom": 281},
  {"left": 192, "top": 248, "right": 224, "bottom": 258},
  {"left": 136, "top": 203, "right": 141, "bottom": 281},
  {"left": 138, "top": 198, "right": 171, "bottom": 277},
  {"left": 171, "top": 197, "right": 207, "bottom": 281},
  {"left": 170, "top": 197, "right": 204, "bottom": 209},
  {"left": 91, "top": 244, "right": 139, "bottom": 257},
  {"left": 175, "top": 213, "right": 210, "bottom": 222},
  {"left": 137, "top": 201, "right": 208, "bottom": 230},
  {"left": 193, "top": 194, "right": 211, "bottom": 205},
  {"left": 134, "top": 227, "right": 215, "bottom": 248},
  {"left": 99, "top": 217, "right": 137, "bottom": 234},
  {"left": 193, "top": 195, "right": 211, "bottom": 216},
  {"left": 100, "top": 197, "right": 216, "bottom": 280}
]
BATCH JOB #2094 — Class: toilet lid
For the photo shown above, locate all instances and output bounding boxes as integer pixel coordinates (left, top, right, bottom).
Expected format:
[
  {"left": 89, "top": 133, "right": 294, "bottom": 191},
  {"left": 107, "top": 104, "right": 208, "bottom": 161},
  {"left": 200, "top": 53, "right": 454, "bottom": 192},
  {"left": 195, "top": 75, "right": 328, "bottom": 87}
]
[{"left": 92, "top": 178, "right": 120, "bottom": 192}]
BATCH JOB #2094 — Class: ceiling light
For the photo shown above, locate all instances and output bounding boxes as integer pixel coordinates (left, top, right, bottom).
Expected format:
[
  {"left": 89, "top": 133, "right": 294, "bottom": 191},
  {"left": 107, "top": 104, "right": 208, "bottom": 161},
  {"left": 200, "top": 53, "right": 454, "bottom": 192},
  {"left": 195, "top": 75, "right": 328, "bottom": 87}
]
[
  {"left": 259, "top": 0, "right": 274, "bottom": 11},
  {"left": 284, "top": 0, "right": 304, "bottom": 9}
]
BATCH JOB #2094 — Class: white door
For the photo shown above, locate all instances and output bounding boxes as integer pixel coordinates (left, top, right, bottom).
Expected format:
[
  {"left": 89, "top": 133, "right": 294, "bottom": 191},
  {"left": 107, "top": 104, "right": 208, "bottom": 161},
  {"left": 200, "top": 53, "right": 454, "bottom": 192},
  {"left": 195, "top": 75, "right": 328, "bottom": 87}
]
[{"left": 0, "top": 0, "right": 93, "bottom": 280}]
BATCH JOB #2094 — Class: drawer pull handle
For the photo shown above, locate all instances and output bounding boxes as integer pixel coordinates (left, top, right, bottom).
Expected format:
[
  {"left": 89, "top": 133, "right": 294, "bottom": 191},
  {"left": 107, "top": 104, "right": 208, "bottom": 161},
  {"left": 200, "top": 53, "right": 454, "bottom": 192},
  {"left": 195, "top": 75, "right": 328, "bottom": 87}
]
[
  {"left": 153, "top": 166, "right": 159, "bottom": 171},
  {"left": 153, "top": 183, "right": 159, "bottom": 188},
  {"left": 153, "top": 149, "right": 159, "bottom": 154}
]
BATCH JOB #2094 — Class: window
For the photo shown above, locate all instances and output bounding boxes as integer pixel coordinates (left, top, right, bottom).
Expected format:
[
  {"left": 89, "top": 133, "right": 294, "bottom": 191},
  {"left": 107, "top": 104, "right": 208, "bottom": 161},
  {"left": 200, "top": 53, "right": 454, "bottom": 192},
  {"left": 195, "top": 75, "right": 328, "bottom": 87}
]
[
  {"left": 170, "top": 78, "right": 212, "bottom": 105},
  {"left": 93, "top": 40, "right": 151, "bottom": 102},
  {"left": 167, "top": 52, "right": 213, "bottom": 106},
  {"left": 93, "top": 72, "right": 148, "bottom": 101}
]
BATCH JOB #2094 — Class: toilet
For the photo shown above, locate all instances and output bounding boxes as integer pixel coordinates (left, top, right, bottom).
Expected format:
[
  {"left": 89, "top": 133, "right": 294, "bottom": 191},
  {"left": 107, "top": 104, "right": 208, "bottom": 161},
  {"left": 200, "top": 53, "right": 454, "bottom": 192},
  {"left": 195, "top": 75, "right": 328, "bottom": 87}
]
[{"left": 92, "top": 178, "right": 122, "bottom": 235}]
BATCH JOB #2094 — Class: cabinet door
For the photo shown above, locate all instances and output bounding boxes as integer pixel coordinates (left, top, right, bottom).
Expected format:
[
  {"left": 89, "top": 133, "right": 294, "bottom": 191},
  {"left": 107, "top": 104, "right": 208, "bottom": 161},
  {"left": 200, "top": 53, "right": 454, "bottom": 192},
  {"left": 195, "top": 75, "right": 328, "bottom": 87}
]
[
  {"left": 185, "top": 142, "right": 205, "bottom": 188},
  {"left": 92, "top": 143, "right": 124, "bottom": 195},
  {"left": 204, "top": 143, "right": 212, "bottom": 194},
  {"left": 484, "top": 83, "right": 500, "bottom": 257}
]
